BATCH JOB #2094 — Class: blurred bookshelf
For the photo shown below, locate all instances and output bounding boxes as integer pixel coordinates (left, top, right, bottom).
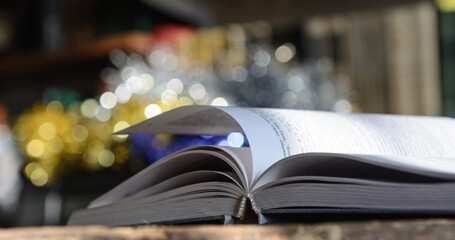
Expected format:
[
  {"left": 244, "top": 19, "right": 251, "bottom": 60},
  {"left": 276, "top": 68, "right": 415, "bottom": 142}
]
[
  {"left": 0, "top": 0, "right": 452, "bottom": 227},
  {"left": 0, "top": 32, "right": 153, "bottom": 113},
  {"left": 0, "top": 0, "right": 444, "bottom": 115},
  {"left": 0, "top": 0, "right": 180, "bottom": 114},
  {"left": 0, "top": 32, "right": 153, "bottom": 77}
]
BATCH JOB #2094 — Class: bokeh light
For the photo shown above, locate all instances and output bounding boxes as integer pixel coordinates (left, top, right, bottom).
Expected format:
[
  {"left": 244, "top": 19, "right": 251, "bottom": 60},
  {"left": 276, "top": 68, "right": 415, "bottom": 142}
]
[
  {"left": 80, "top": 99, "right": 99, "bottom": 118},
  {"left": 227, "top": 132, "right": 245, "bottom": 147},
  {"left": 95, "top": 106, "right": 112, "bottom": 122},
  {"left": 27, "top": 139, "right": 45, "bottom": 158},
  {"left": 98, "top": 149, "right": 115, "bottom": 167},
  {"left": 167, "top": 78, "right": 184, "bottom": 94},
  {"left": 100, "top": 92, "right": 117, "bottom": 109},
  {"left": 161, "top": 89, "right": 178, "bottom": 106},
  {"left": 144, "top": 104, "right": 162, "bottom": 118},
  {"left": 30, "top": 168, "right": 48, "bottom": 187},
  {"left": 115, "top": 84, "right": 132, "bottom": 104},
  {"left": 38, "top": 122, "right": 56, "bottom": 140},
  {"left": 211, "top": 97, "right": 229, "bottom": 106},
  {"left": 275, "top": 43, "right": 296, "bottom": 63},
  {"left": 189, "top": 83, "right": 206, "bottom": 101},
  {"left": 113, "top": 121, "right": 130, "bottom": 133},
  {"left": 72, "top": 125, "right": 89, "bottom": 142}
]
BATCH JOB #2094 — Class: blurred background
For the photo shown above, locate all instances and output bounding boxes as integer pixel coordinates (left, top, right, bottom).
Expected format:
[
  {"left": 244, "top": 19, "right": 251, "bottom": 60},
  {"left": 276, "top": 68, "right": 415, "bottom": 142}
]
[{"left": 0, "top": 0, "right": 453, "bottom": 226}]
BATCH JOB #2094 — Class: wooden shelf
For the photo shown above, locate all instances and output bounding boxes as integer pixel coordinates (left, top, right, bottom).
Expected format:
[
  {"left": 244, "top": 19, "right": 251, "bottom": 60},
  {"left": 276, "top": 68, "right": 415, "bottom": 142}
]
[{"left": 0, "top": 31, "right": 153, "bottom": 78}]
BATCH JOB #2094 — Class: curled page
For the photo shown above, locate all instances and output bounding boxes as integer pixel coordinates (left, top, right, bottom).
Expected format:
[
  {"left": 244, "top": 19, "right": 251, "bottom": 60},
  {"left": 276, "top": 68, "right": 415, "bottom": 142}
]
[{"left": 119, "top": 106, "right": 455, "bottom": 183}]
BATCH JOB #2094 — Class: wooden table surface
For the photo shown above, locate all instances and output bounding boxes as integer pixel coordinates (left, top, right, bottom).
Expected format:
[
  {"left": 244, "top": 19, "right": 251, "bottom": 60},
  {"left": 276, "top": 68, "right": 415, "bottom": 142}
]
[{"left": 2, "top": 219, "right": 455, "bottom": 240}]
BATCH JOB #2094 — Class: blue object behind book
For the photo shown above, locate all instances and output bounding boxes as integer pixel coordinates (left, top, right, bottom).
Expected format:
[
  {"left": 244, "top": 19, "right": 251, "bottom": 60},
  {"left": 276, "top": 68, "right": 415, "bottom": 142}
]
[{"left": 130, "top": 133, "right": 249, "bottom": 164}]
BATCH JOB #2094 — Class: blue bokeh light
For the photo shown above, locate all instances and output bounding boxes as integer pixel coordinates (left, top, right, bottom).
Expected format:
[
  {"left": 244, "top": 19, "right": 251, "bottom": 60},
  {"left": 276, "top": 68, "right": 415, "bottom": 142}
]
[{"left": 216, "top": 139, "right": 229, "bottom": 146}]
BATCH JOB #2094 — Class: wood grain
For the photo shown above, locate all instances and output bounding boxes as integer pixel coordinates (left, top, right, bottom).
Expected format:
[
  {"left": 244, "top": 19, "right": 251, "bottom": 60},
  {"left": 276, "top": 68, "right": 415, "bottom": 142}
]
[{"left": 1, "top": 219, "right": 455, "bottom": 240}]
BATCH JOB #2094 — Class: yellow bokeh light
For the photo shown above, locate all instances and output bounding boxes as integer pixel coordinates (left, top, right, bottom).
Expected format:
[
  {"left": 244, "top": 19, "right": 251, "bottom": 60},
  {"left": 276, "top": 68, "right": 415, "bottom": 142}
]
[
  {"left": 98, "top": 149, "right": 115, "bottom": 167},
  {"left": 113, "top": 121, "right": 130, "bottom": 132},
  {"left": 83, "top": 140, "right": 105, "bottom": 170},
  {"left": 72, "top": 125, "right": 89, "bottom": 142},
  {"left": 46, "top": 101, "right": 64, "bottom": 117},
  {"left": 27, "top": 139, "right": 45, "bottom": 158},
  {"left": 30, "top": 168, "right": 49, "bottom": 187},
  {"left": 113, "top": 121, "right": 130, "bottom": 140},
  {"left": 24, "top": 162, "right": 40, "bottom": 177},
  {"left": 178, "top": 96, "right": 193, "bottom": 106},
  {"left": 39, "top": 122, "right": 56, "bottom": 140}
]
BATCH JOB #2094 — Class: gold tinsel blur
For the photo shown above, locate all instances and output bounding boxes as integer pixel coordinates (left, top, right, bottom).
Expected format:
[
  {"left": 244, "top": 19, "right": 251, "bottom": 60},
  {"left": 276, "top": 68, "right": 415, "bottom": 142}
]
[
  {"left": 11, "top": 26, "right": 232, "bottom": 187},
  {"left": 13, "top": 96, "right": 195, "bottom": 187},
  {"left": 11, "top": 26, "right": 229, "bottom": 187}
]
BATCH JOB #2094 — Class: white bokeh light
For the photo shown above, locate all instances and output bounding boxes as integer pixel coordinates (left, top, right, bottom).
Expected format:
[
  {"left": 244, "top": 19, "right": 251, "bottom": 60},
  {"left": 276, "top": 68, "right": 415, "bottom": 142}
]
[
  {"left": 120, "top": 66, "right": 137, "bottom": 80},
  {"left": 189, "top": 83, "right": 206, "bottom": 100},
  {"left": 167, "top": 78, "right": 184, "bottom": 95},
  {"left": 80, "top": 99, "right": 99, "bottom": 118},
  {"left": 126, "top": 76, "right": 143, "bottom": 93},
  {"left": 227, "top": 132, "right": 245, "bottom": 147},
  {"left": 275, "top": 43, "right": 296, "bottom": 63},
  {"left": 144, "top": 104, "right": 162, "bottom": 118},
  {"left": 114, "top": 84, "right": 132, "bottom": 103},
  {"left": 139, "top": 74, "right": 154, "bottom": 94},
  {"left": 211, "top": 97, "right": 229, "bottom": 106},
  {"left": 95, "top": 106, "right": 112, "bottom": 122},
  {"left": 100, "top": 92, "right": 117, "bottom": 109}
]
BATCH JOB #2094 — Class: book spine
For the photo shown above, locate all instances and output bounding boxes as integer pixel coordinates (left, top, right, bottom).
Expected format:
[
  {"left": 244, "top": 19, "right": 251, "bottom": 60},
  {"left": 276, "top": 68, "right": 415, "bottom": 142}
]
[
  {"left": 236, "top": 194, "right": 248, "bottom": 218},
  {"left": 247, "top": 193, "right": 261, "bottom": 215}
]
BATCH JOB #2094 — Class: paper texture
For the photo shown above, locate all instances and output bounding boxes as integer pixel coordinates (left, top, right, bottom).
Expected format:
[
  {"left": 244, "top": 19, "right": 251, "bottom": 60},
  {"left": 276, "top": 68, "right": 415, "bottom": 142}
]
[{"left": 220, "top": 107, "right": 455, "bottom": 181}]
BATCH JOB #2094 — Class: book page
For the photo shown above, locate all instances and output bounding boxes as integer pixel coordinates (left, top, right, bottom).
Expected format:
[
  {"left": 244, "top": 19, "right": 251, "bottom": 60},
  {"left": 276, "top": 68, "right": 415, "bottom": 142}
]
[
  {"left": 116, "top": 105, "right": 242, "bottom": 135},
  {"left": 253, "top": 153, "right": 455, "bottom": 190},
  {"left": 219, "top": 107, "right": 455, "bottom": 181},
  {"left": 89, "top": 146, "right": 250, "bottom": 208},
  {"left": 120, "top": 106, "right": 455, "bottom": 184}
]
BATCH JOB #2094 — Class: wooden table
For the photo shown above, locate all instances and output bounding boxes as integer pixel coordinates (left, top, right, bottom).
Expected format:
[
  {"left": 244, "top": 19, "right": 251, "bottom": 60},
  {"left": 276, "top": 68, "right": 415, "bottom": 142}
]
[{"left": 1, "top": 219, "right": 455, "bottom": 240}]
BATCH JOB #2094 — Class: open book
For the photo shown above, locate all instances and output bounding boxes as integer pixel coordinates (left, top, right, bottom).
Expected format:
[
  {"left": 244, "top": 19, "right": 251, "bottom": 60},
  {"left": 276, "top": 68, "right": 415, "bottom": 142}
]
[{"left": 68, "top": 106, "right": 455, "bottom": 226}]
